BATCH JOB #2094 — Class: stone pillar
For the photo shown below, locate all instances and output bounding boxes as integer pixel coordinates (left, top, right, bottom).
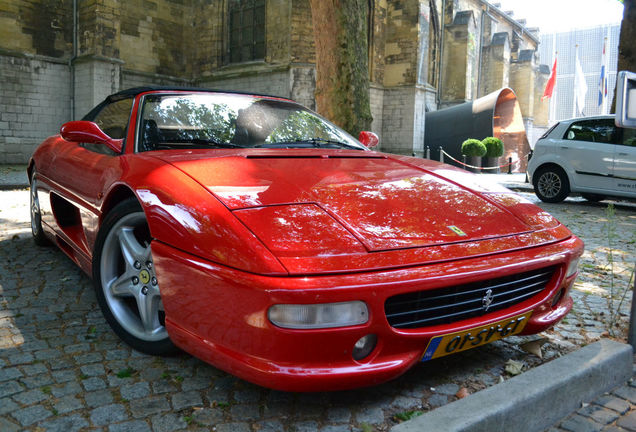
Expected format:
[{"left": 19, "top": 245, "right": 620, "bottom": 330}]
[
  {"left": 73, "top": 0, "right": 122, "bottom": 119},
  {"left": 480, "top": 32, "right": 510, "bottom": 96},
  {"left": 533, "top": 63, "right": 551, "bottom": 127},
  {"left": 509, "top": 49, "right": 535, "bottom": 122},
  {"left": 440, "top": 10, "right": 477, "bottom": 106}
]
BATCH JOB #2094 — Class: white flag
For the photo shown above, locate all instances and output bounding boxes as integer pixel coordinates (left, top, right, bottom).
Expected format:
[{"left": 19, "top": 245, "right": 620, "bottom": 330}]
[{"left": 574, "top": 56, "right": 587, "bottom": 116}]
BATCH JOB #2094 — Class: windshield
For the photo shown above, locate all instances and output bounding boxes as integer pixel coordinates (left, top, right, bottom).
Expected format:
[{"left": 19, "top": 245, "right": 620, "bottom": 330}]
[{"left": 137, "top": 93, "right": 366, "bottom": 152}]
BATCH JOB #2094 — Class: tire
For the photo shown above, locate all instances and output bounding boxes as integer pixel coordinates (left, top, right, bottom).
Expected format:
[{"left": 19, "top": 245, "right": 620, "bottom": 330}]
[
  {"left": 581, "top": 193, "right": 605, "bottom": 202},
  {"left": 533, "top": 166, "right": 570, "bottom": 203},
  {"left": 30, "top": 171, "right": 50, "bottom": 246},
  {"left": 92, "top": 198, "right": 177, "bottom": 355}
]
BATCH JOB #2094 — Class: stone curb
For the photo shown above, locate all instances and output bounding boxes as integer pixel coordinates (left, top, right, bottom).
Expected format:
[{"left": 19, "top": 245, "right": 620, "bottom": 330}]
[{"left": 391, "top": 339, "right": 633, "bottom": 432}]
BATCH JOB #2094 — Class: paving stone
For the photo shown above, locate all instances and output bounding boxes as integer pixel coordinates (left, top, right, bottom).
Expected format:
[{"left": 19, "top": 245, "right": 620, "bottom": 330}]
[
  {"left": 0, "top": 366, "right": 22, "bottom": 381},
  {"left": 12, "top": 387, "right": 49, "bottom": 405},
  {"left": 192, "top": 407, "right": 224, "bottom": 425},
  {"left": 355, "top": 406, "right": 384, "bottom": 425},
  {"left": 50, "top": 381, "right": 82, "bottom": 398},
  {"left": 427, "top": 393, "right": 449, "bottom": 408},
  {"left": 216, "top": 423, "right": 251, "bottom": 432},
  {"left": 617, "top": 411, "right": 636, "bottom": 431},
  {"left": 33, "top": 414, "right": 89, "bottom": 432},
  {"left": 256, "top": 420, "right": 286, "bottom": 432},
  {"left": 231, "top": 403, "right": 261, "bottom": 420},
  {"left": 130, "top": 395, "right": 171, "bottom": 418},
  {"left": 151, "top": 413, "right": 188, "bottom": 432},
  {"left": 82, "top": 376, "right": 107, "bottom": 391},
  {"left": 327, "top": 406, "right": 352, "bottom": 423},
  {"left": 579, "top": 404, "right": 621, "bottom": 425},
  {"left": 80, "top": 363, "right": 106, "bottom": 377},
  {"left": 109, "top": 420, "right": 152, "bottom": 432},
  {"left": 391, "top": 395, "right": 422, "bottom": 410},
  {"left": 171, "top": 390, "right": 203, "bottom": 411},
  {"left": 0, "top": 397, "right": 19, "bottom": 416},
  {"left": 120, "top": 382, "right": 151, "bottom": 400},
  {"left": 0, "top": 380, "right": 23, "bottom": 398},
  {"left": 152, "top": 380, "right": 178, "bottom": 394},
  {"left": 85, "top": 389, "right": 114, "bottom": 408},
  {"left": 20, "top": 372, "right": 54, "bottom": 388},
  {"left": 235, "top": 388, "right": 261, "bottom": 403},
  {"left": 320, "top": 425, "right": 353, "bottom": 432},
  {"left": 434, "top": 383, "right": 460, "bottom": 395},
  {"left": 560, "top": 414, "right": 604, "bottom": 432},
  {"left": 615, "top": 386, "right": 636, "bottom": 404},
  {"left": 53, "top": 395, "right": 84, "bottom": 415},
  {"left": 0, "top": 417, "right": 20, "bottom": 432},
  {"left": 52, "top": 369, "right": 77, "bottom": 383},
  {"left": 595, "top": 395, "right": 632, "bottom": 415},
  {"left": 11, "top": 404, "right": 53, "bottom": 426},
  {"left": 90, "top": 403, "right": 128, "bottom": 426}
]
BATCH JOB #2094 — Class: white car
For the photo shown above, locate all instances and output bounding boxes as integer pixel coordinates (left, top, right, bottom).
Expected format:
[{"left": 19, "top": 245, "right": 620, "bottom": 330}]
[{"left": 528, "top": 115, "right": 636, "bottom": 203}]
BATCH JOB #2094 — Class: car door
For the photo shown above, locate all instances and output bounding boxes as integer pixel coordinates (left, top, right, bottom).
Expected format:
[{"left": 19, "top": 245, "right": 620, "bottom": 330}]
[
  {"left": 560, "top": 119, "right": 617, "bottom": 191},
  {"left": 613, "top": 126, "right": 636, "bottom": 196},
  {"left": 50, "top": 97, "right": 134, "bottom": 252}
]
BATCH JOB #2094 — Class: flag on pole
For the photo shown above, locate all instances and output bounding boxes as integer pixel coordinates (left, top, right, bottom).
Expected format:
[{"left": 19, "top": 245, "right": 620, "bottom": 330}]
[
  {"left": 598, "top": 37, "right": 608, "bottom": 107},
  {"left": 542, "top": 57, "right": 557, "bottom": 100},
  {"left": 574, "top": 52, "right": 587, "bottom": 116}
]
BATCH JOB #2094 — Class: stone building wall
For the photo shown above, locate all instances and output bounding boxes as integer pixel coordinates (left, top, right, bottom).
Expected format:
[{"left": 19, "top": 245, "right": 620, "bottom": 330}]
[
  {"left": 0, "top": 55, "right": 70, "bottom": 163},
  {"left": 0, "top": 0, "right": 549, "bottom": 165}
]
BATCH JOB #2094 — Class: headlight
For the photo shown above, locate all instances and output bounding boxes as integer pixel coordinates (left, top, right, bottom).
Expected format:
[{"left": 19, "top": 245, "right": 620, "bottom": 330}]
[
  {"left": 566, "top": 258, "right": 580, "bottom": 278},
  {"left": 268, "top": 301, "right": 369, "bottom": 329}
]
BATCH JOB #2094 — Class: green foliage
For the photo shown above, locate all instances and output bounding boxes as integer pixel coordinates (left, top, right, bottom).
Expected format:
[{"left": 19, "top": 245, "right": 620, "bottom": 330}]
[
  {"left": 482, "top": 136, "right": 504, "bottom": 157},
  {"left": 116, "top": 368, "right": 135, "bottom": 378},
  {"left": 393, "top": 410, "right": 424, "bottom": 422},
  {"left": 461, "top": 138, "right": 487, "bottom": 157}
]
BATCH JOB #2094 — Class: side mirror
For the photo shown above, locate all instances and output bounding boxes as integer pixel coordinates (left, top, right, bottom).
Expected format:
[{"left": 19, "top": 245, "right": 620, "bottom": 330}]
[
  {"left": 358, "top": 131, "right": 379, "bottom": 149},
  {"left": 60, "top": 121, "right": 123, "bottom": 153},
  {"left": 616, "top": 71, "right": 636, "bottom": 129}
]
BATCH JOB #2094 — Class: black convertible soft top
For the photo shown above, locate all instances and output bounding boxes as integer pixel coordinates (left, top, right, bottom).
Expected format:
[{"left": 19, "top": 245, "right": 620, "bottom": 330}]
[{"left": 83, "top": 86, "right": 288, "bottom": 121}]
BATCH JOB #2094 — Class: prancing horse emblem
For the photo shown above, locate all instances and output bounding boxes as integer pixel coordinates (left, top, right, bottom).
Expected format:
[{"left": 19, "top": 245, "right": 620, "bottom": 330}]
[{"left": 482, "top": 289, "right": 494, "bottom": 311}]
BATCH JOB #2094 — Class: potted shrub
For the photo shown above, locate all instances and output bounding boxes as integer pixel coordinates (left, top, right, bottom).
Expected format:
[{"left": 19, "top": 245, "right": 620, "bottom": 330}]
[
  {"left": 461, "top": 138, "right": 486, "bottom": 173},
  {"left": 482, "top": 136, "right": 504, "bottom": 173}
]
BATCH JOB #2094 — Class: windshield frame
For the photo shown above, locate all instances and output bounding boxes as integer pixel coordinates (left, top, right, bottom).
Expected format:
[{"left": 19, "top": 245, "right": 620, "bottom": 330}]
[{"left": 133, "top": 91, "right": 368, "bottom": 153}]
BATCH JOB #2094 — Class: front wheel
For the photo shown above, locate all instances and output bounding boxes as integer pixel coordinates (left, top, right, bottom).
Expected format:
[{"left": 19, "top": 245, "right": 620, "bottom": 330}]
[
  {"left": 533, "top": 166, "right": 570, "bottom": 203},
  {"left": 92, "top": 198, "right": 176, "bottom": 355},
  {"left": 30, "top": 171, "right": 50, "bottom": 246}
]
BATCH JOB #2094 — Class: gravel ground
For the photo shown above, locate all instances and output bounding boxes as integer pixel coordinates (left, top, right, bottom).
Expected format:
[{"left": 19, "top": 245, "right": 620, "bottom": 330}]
[{"left": 0, "top": 187, "right": 634, "bottom": 432}]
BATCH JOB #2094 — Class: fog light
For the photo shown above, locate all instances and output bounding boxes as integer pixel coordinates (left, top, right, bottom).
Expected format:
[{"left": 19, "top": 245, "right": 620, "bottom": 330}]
[
  {"left": 268, "top": 301, "right": 368, "bottom": 329},
  {"left": 566, "top": 258, "right": 580, "bottom": 278},
  {"left": 352, "top": 334, "right": 377, "bottom": 361},
  {"left": 551, "top": 288, "right": 563, "bottom": 307}
]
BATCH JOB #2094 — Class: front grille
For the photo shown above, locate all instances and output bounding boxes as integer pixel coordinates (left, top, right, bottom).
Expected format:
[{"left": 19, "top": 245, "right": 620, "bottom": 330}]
[{"left": 385, "top": 267, "right": 556, "bottom": 329}]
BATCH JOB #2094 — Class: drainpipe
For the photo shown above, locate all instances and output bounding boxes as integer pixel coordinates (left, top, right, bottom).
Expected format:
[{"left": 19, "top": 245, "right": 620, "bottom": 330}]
[
  {"left": 436, "top": 0, "right": 446, "bottom": 107},
  {"left": 69, "top": 0, "right": 78, "bottom": 120},
  {"left": 477, "top": 5, "right": 485, "bottom": 98}
]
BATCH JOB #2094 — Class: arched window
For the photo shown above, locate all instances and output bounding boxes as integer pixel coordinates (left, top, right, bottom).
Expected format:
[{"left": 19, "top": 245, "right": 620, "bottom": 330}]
[{"left": 228, "top": 0, "right": 265, "bottom": 63}]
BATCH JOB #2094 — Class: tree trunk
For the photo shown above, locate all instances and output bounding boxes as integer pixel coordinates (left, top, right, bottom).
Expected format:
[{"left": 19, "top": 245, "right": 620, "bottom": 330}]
[
  {"left": 611, "top": 0, "right": 635, "bottom": 113},
  {"left": 309, "top": 0, "right": 373, "bottom": 135}
]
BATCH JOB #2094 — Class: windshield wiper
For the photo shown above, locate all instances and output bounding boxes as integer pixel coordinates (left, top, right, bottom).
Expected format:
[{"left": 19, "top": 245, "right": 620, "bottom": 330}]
[
  {"left": 256, "top": 138, "right": 362, "bottom": 150},
  {"left": 160, "top": 138, "right": 245, "bottom": 149}
]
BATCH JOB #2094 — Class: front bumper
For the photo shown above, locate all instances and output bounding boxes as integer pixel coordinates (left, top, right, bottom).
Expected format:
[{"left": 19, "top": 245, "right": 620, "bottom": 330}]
[{"left": 152, "top": 236, "right": 583, "bottom": 392}]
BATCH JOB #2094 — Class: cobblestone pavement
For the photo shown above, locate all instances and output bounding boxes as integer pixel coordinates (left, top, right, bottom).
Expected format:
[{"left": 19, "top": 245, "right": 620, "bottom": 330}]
[
  {"left": 0, "top": 187, "right": 634, "bottom": 432},
  {"left": 548, "top": 359, "right": 636, "bottom": 432}
]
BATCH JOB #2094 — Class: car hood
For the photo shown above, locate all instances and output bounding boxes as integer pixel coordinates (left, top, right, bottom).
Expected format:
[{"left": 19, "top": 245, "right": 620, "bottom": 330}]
[{"left": 158, "top": 150, "right": 534, "bottom": 252}]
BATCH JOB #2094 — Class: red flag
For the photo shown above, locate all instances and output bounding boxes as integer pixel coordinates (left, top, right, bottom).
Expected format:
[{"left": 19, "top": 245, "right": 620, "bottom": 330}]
[{"left": 542, "top": 57, "right": 557, "bottom": 100}]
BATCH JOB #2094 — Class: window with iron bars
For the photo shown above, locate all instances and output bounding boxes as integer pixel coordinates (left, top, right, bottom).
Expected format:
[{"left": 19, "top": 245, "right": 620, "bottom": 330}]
[{"left": 229, "top": 0, "right": 265, "bottom": 63}]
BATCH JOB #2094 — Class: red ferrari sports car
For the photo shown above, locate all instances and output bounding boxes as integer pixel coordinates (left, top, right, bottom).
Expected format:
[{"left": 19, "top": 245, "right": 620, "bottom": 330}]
[{"left": 29, "top": 87, "right": 583, "bottom": 391}]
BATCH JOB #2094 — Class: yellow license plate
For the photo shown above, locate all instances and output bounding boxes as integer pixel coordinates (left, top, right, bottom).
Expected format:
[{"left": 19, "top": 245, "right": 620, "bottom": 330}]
[{"left": 421, "top": 312, "right": 532, "bottom": 362}]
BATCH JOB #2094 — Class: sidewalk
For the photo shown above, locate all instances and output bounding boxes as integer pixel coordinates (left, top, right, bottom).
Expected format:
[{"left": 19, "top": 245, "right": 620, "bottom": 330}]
[{"left": 0, "top": 165, "right": 28, "bottom": 190}]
